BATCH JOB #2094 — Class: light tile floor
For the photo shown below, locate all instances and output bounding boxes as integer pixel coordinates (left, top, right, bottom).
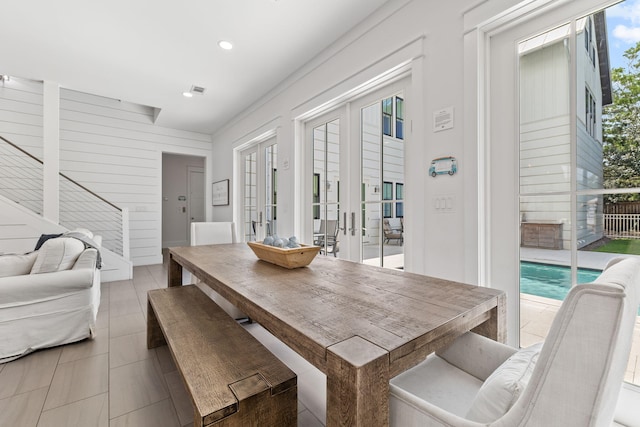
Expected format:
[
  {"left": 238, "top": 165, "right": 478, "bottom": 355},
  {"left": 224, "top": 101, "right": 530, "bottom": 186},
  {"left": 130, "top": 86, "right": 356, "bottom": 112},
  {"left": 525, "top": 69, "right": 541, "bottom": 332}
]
[
  {"left": 2, "top": 254, "right": 639, "bottom": 426},
  {"left": 0, "top": 263, "right": 327, "bottom": 427}
]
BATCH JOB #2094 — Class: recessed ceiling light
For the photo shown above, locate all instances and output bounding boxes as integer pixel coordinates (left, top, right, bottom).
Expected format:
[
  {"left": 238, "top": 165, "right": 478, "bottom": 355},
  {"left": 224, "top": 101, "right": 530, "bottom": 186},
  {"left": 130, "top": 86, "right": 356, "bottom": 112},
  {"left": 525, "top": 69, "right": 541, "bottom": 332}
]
[
  {"left": 218, "top": 40, "right": 233, "bottom": 50},
  {"left": 182, "top": 91, "right": 193, "bottom": 98}
]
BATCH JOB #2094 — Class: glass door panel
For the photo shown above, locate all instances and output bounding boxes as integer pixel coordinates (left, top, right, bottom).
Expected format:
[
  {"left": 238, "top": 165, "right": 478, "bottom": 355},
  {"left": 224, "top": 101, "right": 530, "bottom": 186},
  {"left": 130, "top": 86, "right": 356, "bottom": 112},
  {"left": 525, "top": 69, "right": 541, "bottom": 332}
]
[
  {"left": 514, "top": 2, "right": 640, "bottom": 386},
  {"left": 312, "top": 118, "right": 341, "bottom": 258},
  {"left": 360, "top": 93, "right": 405, "bottom": 269},
  {"left": 241, "top": 138, "right": 277, "bottom": 242},
  {"left": 265, "top": 143, "right": 277, "bottom": 237},
  {"left": 243, "top": 150, "right": 258, "bottom": 242}
]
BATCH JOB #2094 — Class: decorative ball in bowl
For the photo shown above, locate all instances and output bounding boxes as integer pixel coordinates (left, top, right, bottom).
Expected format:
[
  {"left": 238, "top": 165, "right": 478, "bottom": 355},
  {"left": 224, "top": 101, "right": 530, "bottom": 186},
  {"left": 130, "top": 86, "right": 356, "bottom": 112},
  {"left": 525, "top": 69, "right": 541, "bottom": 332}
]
[{"left": 247, "top": 236, "right": 320, "bottom": 269}]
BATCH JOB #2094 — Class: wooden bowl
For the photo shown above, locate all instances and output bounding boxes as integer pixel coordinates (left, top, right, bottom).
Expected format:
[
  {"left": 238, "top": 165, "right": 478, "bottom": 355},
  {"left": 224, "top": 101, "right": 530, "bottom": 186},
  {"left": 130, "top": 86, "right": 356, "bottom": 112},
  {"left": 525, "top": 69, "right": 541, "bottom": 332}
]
[{"left": 247, "top": 241, "right": 320, "bottom": 269}]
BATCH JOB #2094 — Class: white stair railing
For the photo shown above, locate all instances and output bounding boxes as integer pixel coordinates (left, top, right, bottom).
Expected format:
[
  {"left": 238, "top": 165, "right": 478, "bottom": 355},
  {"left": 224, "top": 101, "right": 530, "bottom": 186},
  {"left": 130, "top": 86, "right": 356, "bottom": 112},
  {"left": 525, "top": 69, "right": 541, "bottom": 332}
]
[{"left": 0, "top": 135, "right": 129, "bottom": 257}]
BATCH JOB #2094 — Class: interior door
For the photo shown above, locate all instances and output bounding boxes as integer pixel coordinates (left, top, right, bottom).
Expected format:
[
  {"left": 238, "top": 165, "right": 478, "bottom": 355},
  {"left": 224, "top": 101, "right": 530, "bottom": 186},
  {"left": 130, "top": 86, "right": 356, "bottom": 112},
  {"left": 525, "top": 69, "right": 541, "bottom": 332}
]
[
  {"left": 240, "top": 138, "right": 277, "bottom": 242},
  {"left": 188, "top": 167, "right": 205, "bottom": 239}
]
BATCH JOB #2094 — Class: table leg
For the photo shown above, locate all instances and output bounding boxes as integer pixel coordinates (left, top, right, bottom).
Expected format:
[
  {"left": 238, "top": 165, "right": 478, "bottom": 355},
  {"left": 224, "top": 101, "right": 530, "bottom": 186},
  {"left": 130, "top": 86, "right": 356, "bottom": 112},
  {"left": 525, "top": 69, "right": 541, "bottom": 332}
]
[
  {"left": 326, "top": 336, "right": 389, "bottom": 427},
  {"left": 168, "top": 253, "right": 182, "bottom": 287},
  {"left": 471, "top": 293, "right": 507, "bottom": 343}
]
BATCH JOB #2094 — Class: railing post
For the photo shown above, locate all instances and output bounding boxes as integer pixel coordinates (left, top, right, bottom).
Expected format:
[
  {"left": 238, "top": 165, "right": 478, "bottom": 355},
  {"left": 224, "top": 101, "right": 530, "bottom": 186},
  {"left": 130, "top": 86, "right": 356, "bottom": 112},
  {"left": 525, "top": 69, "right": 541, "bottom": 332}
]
[{"left": 122, "top": 207, "right": 130, "bottom": 260}]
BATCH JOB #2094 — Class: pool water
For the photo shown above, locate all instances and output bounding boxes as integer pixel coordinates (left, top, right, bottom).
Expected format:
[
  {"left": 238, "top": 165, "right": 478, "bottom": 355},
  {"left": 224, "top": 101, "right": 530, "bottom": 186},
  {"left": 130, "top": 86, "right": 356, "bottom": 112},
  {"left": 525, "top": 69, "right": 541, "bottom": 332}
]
[{"left": 520, "top": 261, "right": 601, "bottom": 301}]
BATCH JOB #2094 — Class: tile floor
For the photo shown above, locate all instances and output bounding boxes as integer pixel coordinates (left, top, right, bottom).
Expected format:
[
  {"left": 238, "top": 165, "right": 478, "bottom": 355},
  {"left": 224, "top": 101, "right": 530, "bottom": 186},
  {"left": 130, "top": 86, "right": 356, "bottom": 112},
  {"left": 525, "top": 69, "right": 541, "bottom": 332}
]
[
  {"left": 0, "top": 263, "right": 327, "bottom": 427},
  {"left": 2, "top": 257, "right": 639, "bottom": 426}
]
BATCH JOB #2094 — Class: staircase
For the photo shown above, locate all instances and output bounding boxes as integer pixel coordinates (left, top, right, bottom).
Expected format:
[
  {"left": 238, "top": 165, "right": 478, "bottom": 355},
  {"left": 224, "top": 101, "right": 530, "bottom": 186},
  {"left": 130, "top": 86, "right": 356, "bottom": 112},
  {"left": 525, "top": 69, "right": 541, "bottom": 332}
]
[{"left": 0, "top": 135, "right": 132, "bottom": 281}]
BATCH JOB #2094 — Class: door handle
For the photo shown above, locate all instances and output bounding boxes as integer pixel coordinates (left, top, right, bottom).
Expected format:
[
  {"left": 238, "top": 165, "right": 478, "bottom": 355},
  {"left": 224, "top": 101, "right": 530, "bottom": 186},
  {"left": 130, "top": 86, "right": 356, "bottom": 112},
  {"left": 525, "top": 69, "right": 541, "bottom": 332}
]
[
  {"left": 343, "top": 212, "right": 347, "bottom": 235},
  {"left": 349, "top": 212, "right": 356, "bottom": 236},
  {"left": 259, "top": 211, "right": 263, "bottom": 227}
]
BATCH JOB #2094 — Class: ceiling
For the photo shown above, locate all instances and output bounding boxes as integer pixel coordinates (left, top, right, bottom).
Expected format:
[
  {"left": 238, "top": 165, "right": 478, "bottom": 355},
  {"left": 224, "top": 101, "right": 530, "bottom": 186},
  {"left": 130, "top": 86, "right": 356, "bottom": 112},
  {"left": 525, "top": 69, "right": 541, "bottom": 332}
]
[{"left": 1, "top": 0, "right": 390, "bottom": 135}]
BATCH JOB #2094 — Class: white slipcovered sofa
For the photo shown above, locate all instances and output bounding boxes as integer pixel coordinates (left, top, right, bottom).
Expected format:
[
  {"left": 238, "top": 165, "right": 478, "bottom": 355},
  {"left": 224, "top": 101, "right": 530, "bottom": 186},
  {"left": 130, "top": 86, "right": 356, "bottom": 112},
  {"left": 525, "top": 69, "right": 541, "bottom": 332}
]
[{"left": 0, "top": 231, "right": 102, "bottom": 363}]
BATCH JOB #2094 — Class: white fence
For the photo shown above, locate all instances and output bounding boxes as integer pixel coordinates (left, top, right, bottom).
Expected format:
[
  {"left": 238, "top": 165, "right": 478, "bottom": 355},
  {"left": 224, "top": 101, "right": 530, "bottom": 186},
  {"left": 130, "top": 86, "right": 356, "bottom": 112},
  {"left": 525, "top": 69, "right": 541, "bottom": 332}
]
[{"left": 604, "top": 214, "right": 640, "bottom": 239}]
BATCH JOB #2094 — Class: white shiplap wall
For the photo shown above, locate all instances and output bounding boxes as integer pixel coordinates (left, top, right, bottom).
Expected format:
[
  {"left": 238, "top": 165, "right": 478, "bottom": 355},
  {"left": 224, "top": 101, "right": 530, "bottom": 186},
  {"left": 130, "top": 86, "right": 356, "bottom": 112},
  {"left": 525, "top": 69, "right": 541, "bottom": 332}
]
[
  {"left": 0, "top": 78, "right": 44, "bottom": 157},
  {"left": 58, "top": 89, "right": 212, "bottom": 266}
]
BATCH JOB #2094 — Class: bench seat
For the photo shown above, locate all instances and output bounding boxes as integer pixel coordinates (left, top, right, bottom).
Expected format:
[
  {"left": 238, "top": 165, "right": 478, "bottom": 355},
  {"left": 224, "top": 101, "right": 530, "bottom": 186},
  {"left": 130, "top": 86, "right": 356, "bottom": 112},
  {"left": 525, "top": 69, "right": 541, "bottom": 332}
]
[{"left": 147, "top": 285, "right": 297, "bottom": 427}]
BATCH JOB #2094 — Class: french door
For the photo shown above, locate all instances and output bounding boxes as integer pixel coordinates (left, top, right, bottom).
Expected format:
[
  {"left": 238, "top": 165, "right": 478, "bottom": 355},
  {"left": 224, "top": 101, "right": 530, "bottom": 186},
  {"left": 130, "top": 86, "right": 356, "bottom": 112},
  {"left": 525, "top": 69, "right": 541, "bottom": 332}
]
[
  {"left": 306, "top": 78, "right": 408, "bottom": 267},
  {"left": 240, "top": 138, "right": 277, "bottom": 242}
]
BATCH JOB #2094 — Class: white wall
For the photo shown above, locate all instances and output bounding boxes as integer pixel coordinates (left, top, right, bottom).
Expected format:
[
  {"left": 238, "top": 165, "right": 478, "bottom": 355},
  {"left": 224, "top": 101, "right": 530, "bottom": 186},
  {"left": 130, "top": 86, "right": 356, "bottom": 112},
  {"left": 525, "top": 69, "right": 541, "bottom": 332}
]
[
  {"left": 208, "top": 0, "right": 516, "bottom": 282},
  {"left": 56, "top": 89, "right": 212, "bottom": 266},
  {"left": 0, "top": 77, "right": 43, "bottom": 157}
]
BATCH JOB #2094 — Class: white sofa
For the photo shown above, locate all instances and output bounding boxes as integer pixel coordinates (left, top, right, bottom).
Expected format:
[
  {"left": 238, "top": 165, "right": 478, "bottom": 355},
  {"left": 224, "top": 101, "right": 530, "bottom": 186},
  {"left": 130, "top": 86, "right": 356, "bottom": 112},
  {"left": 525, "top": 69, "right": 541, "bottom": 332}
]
[{"left": 0, "top": 232, "right": 102, "bottom": 363}]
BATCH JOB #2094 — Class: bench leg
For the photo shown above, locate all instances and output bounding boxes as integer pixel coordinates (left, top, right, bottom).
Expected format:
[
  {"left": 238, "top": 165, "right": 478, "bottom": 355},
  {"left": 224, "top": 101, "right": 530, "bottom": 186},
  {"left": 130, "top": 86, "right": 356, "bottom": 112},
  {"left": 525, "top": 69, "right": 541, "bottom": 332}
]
[{"left": 147, "top": 298, "right": 166, "bottom": 349}]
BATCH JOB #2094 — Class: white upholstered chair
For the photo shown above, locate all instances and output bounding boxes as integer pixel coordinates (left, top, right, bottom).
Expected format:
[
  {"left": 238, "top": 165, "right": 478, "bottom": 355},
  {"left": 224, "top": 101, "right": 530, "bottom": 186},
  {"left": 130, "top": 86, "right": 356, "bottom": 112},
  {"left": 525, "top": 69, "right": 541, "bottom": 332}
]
[
  {"left": 184, "top": 222, "right": 247, "bottom": 320},
  {"left": 390, "top": 257, "right": 640, "bottom": 427}
]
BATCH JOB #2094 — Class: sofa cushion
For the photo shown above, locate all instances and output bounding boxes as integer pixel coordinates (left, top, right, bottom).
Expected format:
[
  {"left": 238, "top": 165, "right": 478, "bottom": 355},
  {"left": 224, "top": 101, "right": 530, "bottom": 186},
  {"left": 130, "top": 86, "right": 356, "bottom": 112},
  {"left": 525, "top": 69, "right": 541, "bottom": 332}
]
[
  {"left": 466, "top": 342, "right": 543, "bottom": 423},
  {"left": 30, "top": 238, "right": 85, "bottom": 274},
  {"left": 0, "top": 252, "right": 39, "bottom": 278}
]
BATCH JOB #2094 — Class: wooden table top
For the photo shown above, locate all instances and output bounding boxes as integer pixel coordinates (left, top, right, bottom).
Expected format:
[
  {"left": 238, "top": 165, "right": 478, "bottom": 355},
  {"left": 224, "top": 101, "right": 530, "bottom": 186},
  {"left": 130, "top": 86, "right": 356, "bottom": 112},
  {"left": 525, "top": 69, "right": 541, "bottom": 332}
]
[{"left": 169, "top": 243, "right": 504, "bottom": 377}]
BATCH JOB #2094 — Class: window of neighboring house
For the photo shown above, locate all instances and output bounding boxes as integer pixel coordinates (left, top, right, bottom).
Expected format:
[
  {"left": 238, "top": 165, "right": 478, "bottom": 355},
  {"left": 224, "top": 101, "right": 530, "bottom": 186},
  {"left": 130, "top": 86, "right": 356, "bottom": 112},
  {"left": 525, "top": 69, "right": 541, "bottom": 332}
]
[
  {"left": 395, "top": 183, "right": 404, "bottom": 218},
  {"left": 382, "top": 97, "right": 393, "bottom": 137},
  {"left": 382, "top": 96, "right": 404, "bottom": 140},
  {"left": 382, "top": 181, "right": 393, "bottom": 218},
  {"left": 585, "top": 87, "right": 596, "bottom": 138},
  {"left": 396, "top": 97, "right": 404, "bottom": 140},
  {"left": 585, "top": 17, "right": 595, "bottom": 67}
]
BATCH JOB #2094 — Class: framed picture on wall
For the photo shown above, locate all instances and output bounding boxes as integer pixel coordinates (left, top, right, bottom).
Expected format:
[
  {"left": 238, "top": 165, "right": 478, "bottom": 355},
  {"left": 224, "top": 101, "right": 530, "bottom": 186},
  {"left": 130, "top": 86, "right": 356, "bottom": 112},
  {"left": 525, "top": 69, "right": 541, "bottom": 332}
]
[{"left": 212, "top": 179, "right": 229, "bottom": 206}]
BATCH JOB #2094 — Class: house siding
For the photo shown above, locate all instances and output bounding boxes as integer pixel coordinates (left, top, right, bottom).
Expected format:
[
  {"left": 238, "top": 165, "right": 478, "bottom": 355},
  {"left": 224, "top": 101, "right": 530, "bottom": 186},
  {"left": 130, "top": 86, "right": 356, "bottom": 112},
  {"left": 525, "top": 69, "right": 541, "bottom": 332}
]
[{"left": 519, "top": 20, "right": 605, "bottom": 250}]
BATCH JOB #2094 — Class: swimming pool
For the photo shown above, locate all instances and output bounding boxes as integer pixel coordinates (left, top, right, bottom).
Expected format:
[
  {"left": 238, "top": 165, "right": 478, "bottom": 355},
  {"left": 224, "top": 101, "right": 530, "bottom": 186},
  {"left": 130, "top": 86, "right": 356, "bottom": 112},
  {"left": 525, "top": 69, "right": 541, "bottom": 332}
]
[{"left": 520, "top": 261, "right": 601, "bottom": 301}]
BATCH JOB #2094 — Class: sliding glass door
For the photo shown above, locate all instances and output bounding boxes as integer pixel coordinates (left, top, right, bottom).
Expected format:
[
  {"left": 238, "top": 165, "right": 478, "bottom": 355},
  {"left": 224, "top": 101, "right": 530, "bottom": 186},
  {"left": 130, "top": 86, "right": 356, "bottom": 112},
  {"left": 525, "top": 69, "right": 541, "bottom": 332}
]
[{"left": 490, "top": 0, "right": 640, "bottom": 385}]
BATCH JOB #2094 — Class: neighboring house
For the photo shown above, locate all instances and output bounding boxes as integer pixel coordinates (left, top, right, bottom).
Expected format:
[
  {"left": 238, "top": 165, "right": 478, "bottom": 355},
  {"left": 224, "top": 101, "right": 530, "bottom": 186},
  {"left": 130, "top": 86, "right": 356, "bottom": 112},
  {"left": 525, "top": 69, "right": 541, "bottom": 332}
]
[{"left": 519, "top": 11, "right": 612, "bottom": 249}]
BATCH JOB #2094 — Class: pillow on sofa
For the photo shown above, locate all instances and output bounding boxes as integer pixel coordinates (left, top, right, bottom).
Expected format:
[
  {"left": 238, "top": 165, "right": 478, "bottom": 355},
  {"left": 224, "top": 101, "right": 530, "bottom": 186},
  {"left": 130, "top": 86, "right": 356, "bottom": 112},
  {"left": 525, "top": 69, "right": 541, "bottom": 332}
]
[
  {"left": 30, "top": 237, "right": 85, "bottom": 274},
  {"left": 466, "top": 342, "right": 543, "bottom": 423},
  {"left": 0, "top": 252, "right": 39, "bottom": 278},
  {"left": 34, "top": 233, "right": 63, "bottom": 250}
]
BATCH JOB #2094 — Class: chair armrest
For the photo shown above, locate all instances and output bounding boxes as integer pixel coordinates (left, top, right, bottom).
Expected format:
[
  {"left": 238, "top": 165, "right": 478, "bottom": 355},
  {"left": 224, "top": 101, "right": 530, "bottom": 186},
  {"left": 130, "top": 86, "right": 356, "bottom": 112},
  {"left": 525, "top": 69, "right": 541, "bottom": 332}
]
[{"left": 436, "top": 332, "right": 517, "bottom": 381}]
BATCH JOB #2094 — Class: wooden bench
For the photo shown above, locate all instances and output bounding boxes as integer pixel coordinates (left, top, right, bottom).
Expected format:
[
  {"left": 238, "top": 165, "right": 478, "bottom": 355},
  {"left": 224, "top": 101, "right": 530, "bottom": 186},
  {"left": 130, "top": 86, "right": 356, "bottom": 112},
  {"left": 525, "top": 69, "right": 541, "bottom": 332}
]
[{"left": 147, "top": 285, "right": 297, "bottom": 427}]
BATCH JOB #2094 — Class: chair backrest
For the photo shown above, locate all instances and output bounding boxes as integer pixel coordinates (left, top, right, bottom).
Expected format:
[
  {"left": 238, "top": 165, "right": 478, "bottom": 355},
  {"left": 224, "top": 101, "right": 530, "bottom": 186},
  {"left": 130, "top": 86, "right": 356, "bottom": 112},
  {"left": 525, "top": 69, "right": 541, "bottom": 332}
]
[
  {"left": 498, "top": 257, "right": 640, "bottom": 427},
  {"left": 190, "top": 222, "right": 236, "bottom": 246}
]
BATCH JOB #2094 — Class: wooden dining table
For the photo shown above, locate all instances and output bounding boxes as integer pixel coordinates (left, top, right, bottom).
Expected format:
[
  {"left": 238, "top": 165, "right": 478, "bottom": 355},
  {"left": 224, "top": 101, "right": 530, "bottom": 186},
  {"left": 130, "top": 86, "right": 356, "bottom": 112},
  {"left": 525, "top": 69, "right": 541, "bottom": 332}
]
[{"left": 167, "top": 243, "right": 506, "bottom": 427}]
